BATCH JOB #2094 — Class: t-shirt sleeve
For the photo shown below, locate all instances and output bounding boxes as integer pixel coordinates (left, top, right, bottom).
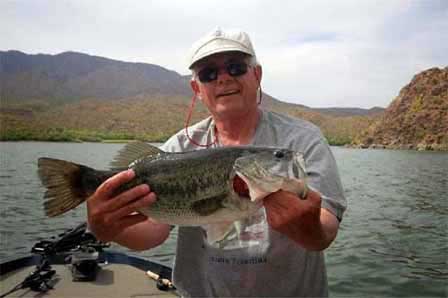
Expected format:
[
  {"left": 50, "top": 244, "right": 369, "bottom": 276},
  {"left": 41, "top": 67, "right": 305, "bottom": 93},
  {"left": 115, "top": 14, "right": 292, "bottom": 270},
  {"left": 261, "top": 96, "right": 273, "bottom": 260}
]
[
  {"left": 160, "top": 135, "right": 182, "bottom": 153},
  {"left": 303, "top": 138, "right": 347, "bottom": 222},
  {"left": 160, "top": 131, "right": 190, "bottom": 153}
]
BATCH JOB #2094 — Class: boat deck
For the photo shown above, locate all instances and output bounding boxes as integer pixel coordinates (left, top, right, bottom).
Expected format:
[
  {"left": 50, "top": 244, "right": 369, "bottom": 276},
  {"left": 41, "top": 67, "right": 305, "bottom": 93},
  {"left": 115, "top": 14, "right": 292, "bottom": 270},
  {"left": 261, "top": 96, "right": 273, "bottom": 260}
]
[{"left": 1, "top": 262, "right": 178, "bottom": 298}]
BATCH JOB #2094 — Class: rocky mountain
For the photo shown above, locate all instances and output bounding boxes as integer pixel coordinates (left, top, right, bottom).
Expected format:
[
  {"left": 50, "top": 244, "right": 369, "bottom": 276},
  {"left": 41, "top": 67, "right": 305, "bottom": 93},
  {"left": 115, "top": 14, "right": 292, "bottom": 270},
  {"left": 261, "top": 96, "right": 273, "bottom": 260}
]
[
  {"left": 0, "top": 50, "right": 381, "bottom": 113},
  {"left": 0, "top": 50, "right": 383, "bottom": 143},
  {"left": 0, "top": 50, "right": 191, "bottom": 103},
  {"left": 356, "top": 67, "right": 448, "bottom": 150}
]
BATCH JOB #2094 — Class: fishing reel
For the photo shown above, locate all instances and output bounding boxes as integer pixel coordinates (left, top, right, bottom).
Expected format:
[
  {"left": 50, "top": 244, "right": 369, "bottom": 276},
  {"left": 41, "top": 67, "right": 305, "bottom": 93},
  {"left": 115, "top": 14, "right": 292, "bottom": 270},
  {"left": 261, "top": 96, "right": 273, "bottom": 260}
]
[
  {"left": 58, "top": 223, "right": 109, "bottom": 282},
  {"left": 68, "top": 245, "right": 101, "bottom": 282},
  {"left": 32, "top": 223, "right": 109, "bottom": 282}
]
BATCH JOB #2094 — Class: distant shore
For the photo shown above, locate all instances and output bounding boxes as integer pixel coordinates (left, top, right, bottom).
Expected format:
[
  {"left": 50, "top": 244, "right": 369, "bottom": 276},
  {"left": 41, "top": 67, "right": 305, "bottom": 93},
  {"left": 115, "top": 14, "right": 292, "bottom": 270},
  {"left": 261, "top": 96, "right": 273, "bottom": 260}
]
[
  {"left": 0, "top": 138, "right": 155, "bottom": 144},
  {"left": 346, "top": 143, "right": 448, "bottom": 151},
  {"left": 4, "top": 128, "right": 446, "bottom": 150},
  {"left": 1, "top": 136, "right": 350, "bottom": 146},
  {"left": 3, "top": 134, "right": 448, "bottom": 150},
  {"left": 0, "top": 128, "right": 170, "bottom": 144},
  {"left": 4, "top": 138, "right": 448, "bottom": 151}
]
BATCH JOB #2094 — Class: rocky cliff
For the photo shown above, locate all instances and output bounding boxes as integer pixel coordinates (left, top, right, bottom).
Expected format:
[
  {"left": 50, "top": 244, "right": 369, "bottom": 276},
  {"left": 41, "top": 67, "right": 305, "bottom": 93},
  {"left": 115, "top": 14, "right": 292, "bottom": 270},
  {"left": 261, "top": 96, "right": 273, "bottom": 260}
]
[{"left": 356, "top": 67, "right": 448, "bottom": 150}]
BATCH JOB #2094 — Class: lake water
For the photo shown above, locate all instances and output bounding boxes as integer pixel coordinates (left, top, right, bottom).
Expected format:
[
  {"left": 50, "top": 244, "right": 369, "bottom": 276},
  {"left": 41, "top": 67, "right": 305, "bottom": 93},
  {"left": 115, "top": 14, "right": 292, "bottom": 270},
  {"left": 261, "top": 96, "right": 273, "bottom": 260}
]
[{"left": 0, "top": 142, "right": 447, "bottom": 297}]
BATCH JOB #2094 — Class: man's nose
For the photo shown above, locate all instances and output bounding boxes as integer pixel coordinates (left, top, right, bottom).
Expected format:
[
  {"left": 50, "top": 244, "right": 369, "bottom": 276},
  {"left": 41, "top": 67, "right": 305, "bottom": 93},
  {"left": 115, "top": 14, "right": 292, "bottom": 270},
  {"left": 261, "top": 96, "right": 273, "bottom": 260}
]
[{"left": 216, "top": 68, "right": 233, "bottom": 84}]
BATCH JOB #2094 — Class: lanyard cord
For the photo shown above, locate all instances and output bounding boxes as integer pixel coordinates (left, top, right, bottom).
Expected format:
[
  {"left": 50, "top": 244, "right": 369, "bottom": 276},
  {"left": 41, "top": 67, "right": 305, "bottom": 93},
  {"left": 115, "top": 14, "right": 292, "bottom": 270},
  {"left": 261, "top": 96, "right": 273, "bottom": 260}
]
[{"left": 184, "top": 94, "right": 218, "bottom": 148}]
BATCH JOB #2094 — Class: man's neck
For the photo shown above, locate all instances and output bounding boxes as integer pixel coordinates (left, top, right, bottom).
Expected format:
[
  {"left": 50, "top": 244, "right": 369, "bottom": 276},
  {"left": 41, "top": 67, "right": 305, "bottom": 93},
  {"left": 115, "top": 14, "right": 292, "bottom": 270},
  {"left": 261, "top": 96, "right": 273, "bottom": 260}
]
[{"left": 214, "top": 109, "right": 261, "bottom": 146}]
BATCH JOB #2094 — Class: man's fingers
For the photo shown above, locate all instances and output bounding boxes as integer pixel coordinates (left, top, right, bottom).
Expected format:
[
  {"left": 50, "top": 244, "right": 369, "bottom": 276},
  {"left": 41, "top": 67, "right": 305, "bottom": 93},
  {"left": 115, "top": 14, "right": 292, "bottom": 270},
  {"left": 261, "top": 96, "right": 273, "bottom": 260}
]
[
  {"left": 105, "top": 193, "right": 156, "bottom": 223},
  {"left": 96, "top": 169, "right": 135, "bottom": 200},
  {"left": 115, "top": 214, "right": 148, "bottom": 231},
  {"left": 305, "top": 190, "right": 322, "bottom": 205},
  {"left": 104, "top": 184, "right": 151, "bottom": 212}
]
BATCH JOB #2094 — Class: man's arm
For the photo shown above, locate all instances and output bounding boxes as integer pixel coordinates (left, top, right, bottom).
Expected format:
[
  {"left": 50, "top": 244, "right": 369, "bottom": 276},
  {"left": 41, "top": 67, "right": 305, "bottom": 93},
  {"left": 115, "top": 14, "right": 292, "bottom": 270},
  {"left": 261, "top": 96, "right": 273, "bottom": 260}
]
[
  {"left": 264, "top": 189, "right": 339, "bottom": 251},
  {"left": 87, "top": 169, "right": 170, "bottom": 250},
  {"left": 112, "top": 218, "right": 171, "bottom": 251}
]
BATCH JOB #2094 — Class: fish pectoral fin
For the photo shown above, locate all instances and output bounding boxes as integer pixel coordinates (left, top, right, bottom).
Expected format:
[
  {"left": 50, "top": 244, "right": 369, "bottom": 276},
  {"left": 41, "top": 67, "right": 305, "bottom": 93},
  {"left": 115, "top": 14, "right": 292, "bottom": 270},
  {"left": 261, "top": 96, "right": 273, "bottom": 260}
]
[
  {"left": 110, "top": 141, "right": 164, "bottom": 170},
  {"left": 203, "top": 222, "right": 236, "bottom": 246},
  {"left": 191, "top": 194, "right": 226, "bottom": 216},
  {"left": 280, "top": 177, "right": 308, "bottom": 199}
]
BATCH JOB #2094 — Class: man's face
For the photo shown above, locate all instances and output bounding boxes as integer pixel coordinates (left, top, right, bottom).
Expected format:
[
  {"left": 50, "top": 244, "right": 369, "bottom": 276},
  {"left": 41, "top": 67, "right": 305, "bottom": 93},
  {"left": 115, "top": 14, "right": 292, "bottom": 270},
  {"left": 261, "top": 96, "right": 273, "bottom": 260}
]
[{"left": 191, "top": 52, "right": 262, "bottom": 120}]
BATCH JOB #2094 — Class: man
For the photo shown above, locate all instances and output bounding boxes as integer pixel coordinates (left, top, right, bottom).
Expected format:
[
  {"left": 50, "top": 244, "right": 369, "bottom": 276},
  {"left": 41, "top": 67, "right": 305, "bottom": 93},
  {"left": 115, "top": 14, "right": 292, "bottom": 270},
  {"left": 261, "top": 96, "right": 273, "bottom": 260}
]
[{"left": 87, "top": 28, "right": 346, "bottom": 297}]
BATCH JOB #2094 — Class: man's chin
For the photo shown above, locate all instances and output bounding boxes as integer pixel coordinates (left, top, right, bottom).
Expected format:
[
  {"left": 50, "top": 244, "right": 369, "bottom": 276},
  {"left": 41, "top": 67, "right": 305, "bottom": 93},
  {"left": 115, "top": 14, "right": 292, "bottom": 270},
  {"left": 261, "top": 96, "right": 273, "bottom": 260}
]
[{"left": 215, "top": 103, "right": 251, "bottom": 118}]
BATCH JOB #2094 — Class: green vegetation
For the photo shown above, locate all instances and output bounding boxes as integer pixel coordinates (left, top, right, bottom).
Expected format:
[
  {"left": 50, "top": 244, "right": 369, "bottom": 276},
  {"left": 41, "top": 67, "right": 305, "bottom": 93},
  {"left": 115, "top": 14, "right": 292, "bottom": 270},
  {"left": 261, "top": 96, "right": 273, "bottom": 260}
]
[
  {"left": 0, "top": 97, "right": 376, "bottom": 146},
  {"left": 1, "top": 123, "right": 354, "bottom": 145},
  {"left": 0, "top": 127, "right": 171, "bottom": 143},
  {"left": 410, "top": 94, "right": 424, "bottom": 113},
  {"left": 325, "top": 135, "right": 352, "bottom": 146},
  {"left": 1, "top": 129, "right": 353, "bottom": 145}
]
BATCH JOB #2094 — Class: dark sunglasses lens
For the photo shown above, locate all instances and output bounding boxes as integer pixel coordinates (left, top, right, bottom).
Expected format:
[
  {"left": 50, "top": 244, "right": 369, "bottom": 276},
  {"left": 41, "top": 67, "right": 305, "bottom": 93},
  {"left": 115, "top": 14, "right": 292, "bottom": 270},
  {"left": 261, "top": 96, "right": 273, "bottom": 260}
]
[
  {"left": 228, "top": 63, "right": 248, "bottom": 76},
  {"left": 197, "top": 62, "right": 248, "bottom": 83},
  {"left": 198, "top": 68, "right": 218, "bottom": 83}
]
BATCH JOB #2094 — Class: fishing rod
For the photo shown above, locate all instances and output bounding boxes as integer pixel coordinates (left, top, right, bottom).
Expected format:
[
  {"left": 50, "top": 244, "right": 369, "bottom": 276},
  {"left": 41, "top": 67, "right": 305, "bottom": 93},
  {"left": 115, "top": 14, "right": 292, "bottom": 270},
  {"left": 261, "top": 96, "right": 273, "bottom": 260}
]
[{"left": 0, "top": 259, "right": 56, "bottom": 298}]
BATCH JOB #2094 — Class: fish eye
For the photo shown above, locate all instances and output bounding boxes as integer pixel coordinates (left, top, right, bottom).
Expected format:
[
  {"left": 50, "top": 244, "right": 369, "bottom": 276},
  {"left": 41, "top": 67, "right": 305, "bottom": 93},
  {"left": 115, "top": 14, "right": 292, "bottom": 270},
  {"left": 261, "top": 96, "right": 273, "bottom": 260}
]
[{"left": 273, "top": 150, "right": 285, "bottom": 159}]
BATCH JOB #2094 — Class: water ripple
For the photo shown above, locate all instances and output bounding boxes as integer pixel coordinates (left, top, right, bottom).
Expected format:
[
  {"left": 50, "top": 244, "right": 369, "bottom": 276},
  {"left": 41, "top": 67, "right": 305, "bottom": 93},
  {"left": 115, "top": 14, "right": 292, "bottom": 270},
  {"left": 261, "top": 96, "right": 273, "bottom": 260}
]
[
  {"left": 369, "top": 247, "right": 448, "bottom": 280},
  {"left": 1, "top": 143, "right": 447, "bottom": 298}
]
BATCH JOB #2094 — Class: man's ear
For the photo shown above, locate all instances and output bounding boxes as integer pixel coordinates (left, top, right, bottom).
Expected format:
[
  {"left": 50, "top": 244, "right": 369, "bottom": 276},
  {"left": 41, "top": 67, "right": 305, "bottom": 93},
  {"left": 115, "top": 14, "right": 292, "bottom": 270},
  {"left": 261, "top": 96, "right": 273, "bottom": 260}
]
[
  {"left": 190, "top": 79, "right": 200, "bottom": 97},
  {"left": 254, "top": 65, "right": 262, "bottom": 86}
]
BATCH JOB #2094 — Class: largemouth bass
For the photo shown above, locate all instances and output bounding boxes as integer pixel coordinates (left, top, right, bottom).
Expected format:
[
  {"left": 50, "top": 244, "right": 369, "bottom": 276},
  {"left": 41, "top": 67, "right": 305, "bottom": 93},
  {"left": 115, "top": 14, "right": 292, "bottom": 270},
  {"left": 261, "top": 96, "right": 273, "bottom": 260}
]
[{"left": 38, "top": 142, "right": 307, "bottom": 245}]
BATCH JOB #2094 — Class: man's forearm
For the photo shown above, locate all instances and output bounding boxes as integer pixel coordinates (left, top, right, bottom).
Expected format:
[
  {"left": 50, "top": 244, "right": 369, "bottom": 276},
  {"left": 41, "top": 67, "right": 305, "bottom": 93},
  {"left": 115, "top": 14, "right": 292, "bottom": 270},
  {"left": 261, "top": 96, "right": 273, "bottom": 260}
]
[
  {"left": 113, "top": 219, "right": 171, "bottom": 251},
  {"left": 286, "top": 208, "right": 339, "bottom": 251}
]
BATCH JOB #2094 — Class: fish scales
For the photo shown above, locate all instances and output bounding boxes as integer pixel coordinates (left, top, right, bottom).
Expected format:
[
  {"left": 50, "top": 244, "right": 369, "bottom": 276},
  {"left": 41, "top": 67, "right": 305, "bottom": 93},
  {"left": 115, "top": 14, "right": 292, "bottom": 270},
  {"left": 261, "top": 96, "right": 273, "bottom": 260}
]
[
  {"left": 129, "top": 149, "right": 237, "bottom": 220},
  {"left": 37, "top": 142, "right": 308, "bottom": 229}
]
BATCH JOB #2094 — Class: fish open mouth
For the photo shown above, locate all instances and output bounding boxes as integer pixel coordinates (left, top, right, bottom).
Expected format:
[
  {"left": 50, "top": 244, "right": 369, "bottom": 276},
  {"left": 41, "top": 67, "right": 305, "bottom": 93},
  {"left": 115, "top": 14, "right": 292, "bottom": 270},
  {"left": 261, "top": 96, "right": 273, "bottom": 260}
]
[{"left": 233, "top": 175, "right": 250, "bottom": 198}]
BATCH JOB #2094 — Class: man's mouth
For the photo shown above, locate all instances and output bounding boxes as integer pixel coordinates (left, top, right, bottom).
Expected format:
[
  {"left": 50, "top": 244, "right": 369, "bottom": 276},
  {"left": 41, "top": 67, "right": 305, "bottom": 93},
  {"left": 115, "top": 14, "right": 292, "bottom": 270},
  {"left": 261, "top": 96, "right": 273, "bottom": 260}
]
[{"left": 217, "top": 90, "right": 240, "bottom": 98}]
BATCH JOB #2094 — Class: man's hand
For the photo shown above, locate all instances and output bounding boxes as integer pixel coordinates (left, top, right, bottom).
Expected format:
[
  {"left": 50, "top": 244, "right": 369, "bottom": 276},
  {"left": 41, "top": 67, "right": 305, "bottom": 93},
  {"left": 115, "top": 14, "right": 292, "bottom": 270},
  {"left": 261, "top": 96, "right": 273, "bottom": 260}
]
[
  {"left": 264, "top": 189, "right": 339, "bottom": 251},
  {"left": 87, "top": 169, "right": 156, "bottom": 242}
]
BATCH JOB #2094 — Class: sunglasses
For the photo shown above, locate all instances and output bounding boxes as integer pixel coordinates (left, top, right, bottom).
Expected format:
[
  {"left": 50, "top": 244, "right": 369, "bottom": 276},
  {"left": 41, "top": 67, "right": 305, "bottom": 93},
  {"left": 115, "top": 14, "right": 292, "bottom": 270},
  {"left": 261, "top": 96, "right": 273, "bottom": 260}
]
[{"left": 197, "top": 62, "right": 248, "bottom": 83}]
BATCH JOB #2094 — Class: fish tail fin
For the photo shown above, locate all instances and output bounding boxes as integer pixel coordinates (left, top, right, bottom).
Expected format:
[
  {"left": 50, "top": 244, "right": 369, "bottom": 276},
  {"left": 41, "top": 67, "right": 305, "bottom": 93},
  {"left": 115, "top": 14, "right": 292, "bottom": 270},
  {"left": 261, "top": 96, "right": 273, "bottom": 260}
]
[{"left": 38, "top": 158, "right": 100, "bottom": 217}]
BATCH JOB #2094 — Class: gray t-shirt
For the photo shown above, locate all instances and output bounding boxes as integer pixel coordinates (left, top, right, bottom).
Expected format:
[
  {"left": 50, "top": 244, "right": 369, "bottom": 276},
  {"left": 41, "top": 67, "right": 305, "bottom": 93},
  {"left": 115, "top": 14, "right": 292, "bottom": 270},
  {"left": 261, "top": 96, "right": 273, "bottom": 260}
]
[{"left": 160, "top": 110, "right": 346, "bottom": 297}]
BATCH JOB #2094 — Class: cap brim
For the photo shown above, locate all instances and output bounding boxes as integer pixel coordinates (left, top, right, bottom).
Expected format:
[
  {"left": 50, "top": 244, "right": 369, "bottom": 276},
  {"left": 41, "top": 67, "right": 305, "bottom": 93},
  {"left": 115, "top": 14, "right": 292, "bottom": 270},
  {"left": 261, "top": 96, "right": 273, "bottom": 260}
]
[{"left": 189, "top": 39, "right": 254, "bottom": 69}]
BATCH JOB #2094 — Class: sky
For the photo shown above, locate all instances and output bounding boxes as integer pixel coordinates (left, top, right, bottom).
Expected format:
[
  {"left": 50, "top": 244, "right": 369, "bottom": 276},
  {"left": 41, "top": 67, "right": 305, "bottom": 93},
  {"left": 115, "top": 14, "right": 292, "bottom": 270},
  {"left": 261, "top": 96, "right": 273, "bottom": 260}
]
[{"left": 1, "top": 0, "right": 447, "bottom": 108}]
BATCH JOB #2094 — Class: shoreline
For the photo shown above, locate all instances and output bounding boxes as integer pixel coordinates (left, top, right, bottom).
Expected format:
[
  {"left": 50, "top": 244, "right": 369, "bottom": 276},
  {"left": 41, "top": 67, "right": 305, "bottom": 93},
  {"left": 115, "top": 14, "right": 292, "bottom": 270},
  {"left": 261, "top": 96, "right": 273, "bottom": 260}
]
[
  {"left": 0, "top": 139, "right": 157, "bottom": 144},
  {"left": 1, "top": 139, "right": 447, "bottom": 151},
  {"left": 346, "top": 143, "right": 448, "bottom": 152}
]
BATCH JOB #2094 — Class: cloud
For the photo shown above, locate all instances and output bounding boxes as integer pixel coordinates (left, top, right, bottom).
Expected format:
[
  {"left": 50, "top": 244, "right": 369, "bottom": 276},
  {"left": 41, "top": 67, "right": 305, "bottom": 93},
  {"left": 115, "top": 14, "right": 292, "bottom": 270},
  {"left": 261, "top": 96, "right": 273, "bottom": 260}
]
[{"left": 1, "top": 0, "right": 446, "bottom": 108}]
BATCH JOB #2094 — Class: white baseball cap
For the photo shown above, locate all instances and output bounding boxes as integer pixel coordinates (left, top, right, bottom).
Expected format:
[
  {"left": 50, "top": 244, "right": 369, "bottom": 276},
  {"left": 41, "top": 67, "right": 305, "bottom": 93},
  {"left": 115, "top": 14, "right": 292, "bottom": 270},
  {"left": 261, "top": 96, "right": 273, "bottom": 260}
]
[{"left": 187, "top": 28, "right": 256, "bottom": 69}]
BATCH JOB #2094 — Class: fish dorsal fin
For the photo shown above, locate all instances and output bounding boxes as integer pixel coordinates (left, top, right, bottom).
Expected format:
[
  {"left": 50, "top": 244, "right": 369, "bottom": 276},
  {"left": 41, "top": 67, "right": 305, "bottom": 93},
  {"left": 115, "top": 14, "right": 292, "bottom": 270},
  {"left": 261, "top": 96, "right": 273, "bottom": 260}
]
[{"left": 110, "top": 141, "right": 164, "bottom": 170}]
